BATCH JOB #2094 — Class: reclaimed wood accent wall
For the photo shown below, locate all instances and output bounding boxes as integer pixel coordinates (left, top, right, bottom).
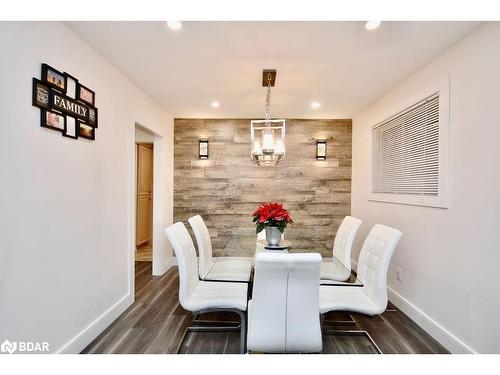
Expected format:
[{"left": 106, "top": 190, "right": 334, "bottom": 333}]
[{"left": 174, "top": 118, "right": 352, "bottom": 256}]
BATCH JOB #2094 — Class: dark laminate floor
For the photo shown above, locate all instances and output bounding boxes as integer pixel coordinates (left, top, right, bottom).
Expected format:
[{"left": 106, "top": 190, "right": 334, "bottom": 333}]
[{"left": 81, "top": 261, "right": 449, "bottom": 354}]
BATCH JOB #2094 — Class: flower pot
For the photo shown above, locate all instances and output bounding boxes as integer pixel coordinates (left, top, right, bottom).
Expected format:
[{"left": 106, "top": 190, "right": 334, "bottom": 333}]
[{"left": 265, "top": 226, "right": 282, "bottom": 246}]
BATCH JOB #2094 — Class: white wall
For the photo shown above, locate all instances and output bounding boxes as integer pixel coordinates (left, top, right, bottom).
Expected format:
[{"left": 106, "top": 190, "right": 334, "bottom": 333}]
[
  {"left": 135, "top": 127, "right": 154, "bottom": 143},
  {"left": 0, "top": 22, "right": 174, "bottom": 353},
  {"left": 352, "top": 22, "right": 500, "bottom": 353}
]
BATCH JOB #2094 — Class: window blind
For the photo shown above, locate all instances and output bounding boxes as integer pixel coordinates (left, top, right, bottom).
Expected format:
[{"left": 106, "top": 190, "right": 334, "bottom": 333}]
[{"left": 372, "top": 93, "right": 440, "bottom": 196}]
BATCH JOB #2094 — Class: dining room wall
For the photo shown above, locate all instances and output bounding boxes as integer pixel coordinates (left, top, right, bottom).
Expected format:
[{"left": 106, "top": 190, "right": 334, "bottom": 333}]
[
  {"left": 351, "top": 22, "right": 500, "bottom": 353},
  {"left": 174, "top": 118, "right": 352, "bottom": 256},
  {"left": 0, "top": 22, "right": 174, "bottom": 353}
]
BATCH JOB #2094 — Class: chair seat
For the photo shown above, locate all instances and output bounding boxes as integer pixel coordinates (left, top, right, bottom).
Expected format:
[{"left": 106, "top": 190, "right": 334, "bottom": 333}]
[
  {"left": 205, "top": 257, "right": 253, "bottom": 282},
  {"left": 185, "top": 281, "right": 248, "bottom": 312},
  {"left": 320, "top": 260, "right": 351, "bottom": 282},
  {"left": 319, "top": 286, "right": 380, "bottom": 315}
]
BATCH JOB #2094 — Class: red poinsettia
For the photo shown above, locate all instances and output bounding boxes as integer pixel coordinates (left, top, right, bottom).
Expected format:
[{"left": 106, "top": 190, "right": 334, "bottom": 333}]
[{"left": 252, "top": 202, "right": 293, "bottom": 234}]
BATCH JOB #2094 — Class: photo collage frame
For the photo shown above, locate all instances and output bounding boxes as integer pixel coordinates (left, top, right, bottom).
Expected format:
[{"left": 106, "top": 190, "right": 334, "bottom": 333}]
[{"left": 32, "top": 63, "right": 98, "bottom": 140}]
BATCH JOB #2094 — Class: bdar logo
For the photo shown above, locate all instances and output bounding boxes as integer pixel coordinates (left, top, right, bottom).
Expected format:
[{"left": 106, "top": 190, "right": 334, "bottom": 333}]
[{"left": 1, "top": 340, "right": 17, "bottom": 354}]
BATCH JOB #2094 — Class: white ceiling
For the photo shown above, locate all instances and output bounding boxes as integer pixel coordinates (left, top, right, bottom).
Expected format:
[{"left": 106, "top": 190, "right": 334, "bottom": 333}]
[{"left": 66, "top": 21, "right": 480, "bottom": 118}]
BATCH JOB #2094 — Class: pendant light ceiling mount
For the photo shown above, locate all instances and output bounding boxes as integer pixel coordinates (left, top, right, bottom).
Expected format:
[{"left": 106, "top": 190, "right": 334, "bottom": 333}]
[{"left": 262, "top": 69, "right": 276, "bottom": 87}]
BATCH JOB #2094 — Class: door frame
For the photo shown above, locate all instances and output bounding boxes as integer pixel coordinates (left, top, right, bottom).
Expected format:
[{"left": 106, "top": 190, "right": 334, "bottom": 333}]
[{"left": 129, "top": 122, "right": 168, "bottom": 299}]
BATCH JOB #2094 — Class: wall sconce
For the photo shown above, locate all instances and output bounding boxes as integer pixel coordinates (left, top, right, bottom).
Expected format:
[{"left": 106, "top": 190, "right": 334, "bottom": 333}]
[
  {"left": 316, "top": 139, "right": 327, "bottom": 160},
  {"left": 199, "top": 138, "right": 209, "bottom": 159}
]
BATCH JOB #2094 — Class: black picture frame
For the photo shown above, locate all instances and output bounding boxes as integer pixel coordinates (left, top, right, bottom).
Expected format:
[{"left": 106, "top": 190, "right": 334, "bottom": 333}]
[
  {"left": 316, "top": 139, "right": 327, "bottom": 160},
  {"left": 41, "top": 110, "right": 66, "bottom": 133},
  {"left": 64, "top": 73, "right": 79, "bottom": 99},
  {"left": 199, "top": 139, "right": 209, "bottom": 159},
  {"left": 32, "top": 78, "right": 50, "bottom": 110},
  {"left": 77, "top": 120, "right": 95, "bottom": 141},
  {"left": 41, "top": 63, "right": 67, "bottom": 93},
  {"left": 34, "top": 63, "right": 98, "bottom": 141},
  {"left": 62, "top": 118, "right": 79, "bottom": 140},
  {"left": 76, "top": 83, "right": 95, "bottom": 106},
  {"left": 87, "top": 106, "right": 98, "bottom": 128}
]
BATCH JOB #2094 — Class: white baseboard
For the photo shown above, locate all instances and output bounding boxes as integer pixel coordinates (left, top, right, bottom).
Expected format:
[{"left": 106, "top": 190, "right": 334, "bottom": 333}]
[
  {"left": 351, "top": 259, "right": 475, "bottom": 354},
  {"left": 58, "top": 255, "right": 175, "bottom": 353},
  {"left": 153, "top": 256, "right": 175, "bottom": 276},
  {"left": 56, "top": 293, "right": 133, "bottom": 354},
  {"left": 386, "top": 286, "right": 474, "bottom": 353}
]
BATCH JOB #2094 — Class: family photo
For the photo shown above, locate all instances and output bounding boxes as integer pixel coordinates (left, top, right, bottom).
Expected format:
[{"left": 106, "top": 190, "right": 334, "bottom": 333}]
[
  {"left": 33, "top": 79, "right": 49, "bottom": 108},
  {"left": 78, "top": 122, "right": 94, "bottom": 139},
  {"left": 78, "top": 84, "right": 95, "bottom": 105},
  {"left": 44, "top": 64, "right": 66, "bottom": 91},
  {"left": 44, "top": 111, "right": 64, "bottom": 131}
]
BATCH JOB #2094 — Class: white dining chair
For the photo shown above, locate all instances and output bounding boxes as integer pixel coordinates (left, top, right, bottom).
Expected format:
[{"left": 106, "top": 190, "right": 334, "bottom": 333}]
[
  {"left": 188, "top": 215, "right": 252, "bottom": 282},
  {"left": 165, "top": 222, "right": 248, "bottom": 353},
  {"left": 321, "top": 216, "right": 362, "bottom": 281},
  {"left": 247, "top": 252, "right": 323, "bottom": 353},
  {"left": 320, "top": 224, "right": 402, "bottom": 316}
]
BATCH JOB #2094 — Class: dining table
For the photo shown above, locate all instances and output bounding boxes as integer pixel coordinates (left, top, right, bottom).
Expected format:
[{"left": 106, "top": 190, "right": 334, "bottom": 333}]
[{"left": 203, "top": 235, "right": 363, "bottom": 287}]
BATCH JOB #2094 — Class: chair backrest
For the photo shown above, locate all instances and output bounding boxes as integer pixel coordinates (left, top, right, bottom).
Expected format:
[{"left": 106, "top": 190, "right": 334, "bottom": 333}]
[
  {"left": 248, "top": 252, "right": 322, "bottom": 353},
  {"left": 188, "top": 215, "right": 213, "bottom": 279},
  {"left": 165, "top": 222, "right": 200, "bottom": 310},
  {"left": 357, "top": 224, "right": 402, "bottom": 311},
  {"left": 333, "top": 216, "right": 362, "bottom": 270}
]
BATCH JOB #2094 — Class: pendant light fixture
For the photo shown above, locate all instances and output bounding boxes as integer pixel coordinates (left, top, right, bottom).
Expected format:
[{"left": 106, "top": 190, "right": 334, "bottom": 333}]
[{"left": 251, "top": 69, "right": 286, "bottom": 166}]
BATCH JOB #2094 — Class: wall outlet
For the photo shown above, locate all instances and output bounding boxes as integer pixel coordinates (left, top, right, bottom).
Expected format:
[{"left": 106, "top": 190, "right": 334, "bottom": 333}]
[{"left": 396, "top": 268, "right": 403, "bottom": 282}]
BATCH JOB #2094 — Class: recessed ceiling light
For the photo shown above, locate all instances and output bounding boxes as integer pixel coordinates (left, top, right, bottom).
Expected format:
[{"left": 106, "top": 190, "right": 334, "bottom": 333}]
[
  {"left": 365, "top": 21, "right": 382, "bottom": 30},
  {"left": 311, "top": 101, "right": 321, "bottom": 109},
  {"left": 167, "top": 21, "right": 182, "bottom": 31},
  {"left": 211, "top": 101, "right": 220, "bottom": 108}
]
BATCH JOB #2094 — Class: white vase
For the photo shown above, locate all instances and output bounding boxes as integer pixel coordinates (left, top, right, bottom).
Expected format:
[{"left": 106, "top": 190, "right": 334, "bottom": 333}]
[{"left": 265, "top": 226, "right": 281, "bottom": 246}]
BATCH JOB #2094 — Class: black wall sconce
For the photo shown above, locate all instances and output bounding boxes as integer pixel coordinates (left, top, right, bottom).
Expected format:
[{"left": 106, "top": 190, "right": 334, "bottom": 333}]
[
  {"left": 199, "top": 138, "right": 209, "bottom": 159},
  {"left": 316, "top": 139, "right": 327, "bottom": 160}
]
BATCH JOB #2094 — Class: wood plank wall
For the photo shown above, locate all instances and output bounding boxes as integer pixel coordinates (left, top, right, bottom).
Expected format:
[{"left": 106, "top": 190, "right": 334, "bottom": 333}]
[{"left": 174, "top": 118, "right": 352, "bottom": 256}]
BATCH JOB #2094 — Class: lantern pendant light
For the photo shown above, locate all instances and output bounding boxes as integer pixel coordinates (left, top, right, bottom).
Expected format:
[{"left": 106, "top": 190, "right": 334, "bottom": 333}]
[{"left": 250, "top": 69, "right": 285, "bottom": 166}]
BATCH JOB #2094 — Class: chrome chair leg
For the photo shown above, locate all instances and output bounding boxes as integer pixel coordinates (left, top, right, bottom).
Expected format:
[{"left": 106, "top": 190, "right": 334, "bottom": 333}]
[
  {"left": 235, "top": 309, "right": 246, "bottom": 354},
  {"left": 191, "top": 313, "right": 241, "bottom": 327},
  {"left": 320, "top": 313, "right": 383, "bottom": 354},
  {"left": 385, "top": 304, "right": 397, "bottom": 312},
  {"left": 176, "top": 308, "right": 246, "bottom": 354},
  {"left": 323, "top": 329, "right": 382, "bottom": 354},
  {"left": 321, "top": 312, "right": 357, "bottom": 326}
]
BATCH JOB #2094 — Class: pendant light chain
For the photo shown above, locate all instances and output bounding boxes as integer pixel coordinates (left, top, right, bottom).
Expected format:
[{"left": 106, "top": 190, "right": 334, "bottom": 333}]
[{"left": 265, "top": 72, "right": 272, "bottom": 124}]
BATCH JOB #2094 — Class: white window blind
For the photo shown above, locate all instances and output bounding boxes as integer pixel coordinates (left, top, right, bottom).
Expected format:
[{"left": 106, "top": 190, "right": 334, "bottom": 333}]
[{"left": 372, "top": 93, "right": 440, "bottom": 196}]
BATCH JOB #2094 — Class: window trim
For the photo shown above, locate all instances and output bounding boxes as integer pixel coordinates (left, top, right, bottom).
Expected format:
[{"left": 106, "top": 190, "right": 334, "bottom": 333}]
[{"left": 368, "top": 77, "right": 450, "bottom": 209}]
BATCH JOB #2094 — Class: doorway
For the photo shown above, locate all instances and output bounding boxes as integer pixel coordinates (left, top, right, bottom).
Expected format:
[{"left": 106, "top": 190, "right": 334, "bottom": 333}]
[
  {"left": 135, "top": 127, "right": 154, "bottom": 265},
  {"left": 130, "top": 122, "right": 171, "bottom": 297}
]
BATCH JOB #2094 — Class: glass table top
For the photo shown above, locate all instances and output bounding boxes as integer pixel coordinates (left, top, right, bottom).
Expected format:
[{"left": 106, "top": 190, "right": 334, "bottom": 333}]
[{"left": 204, "top": 235, "right": 363, "bottom": 287}]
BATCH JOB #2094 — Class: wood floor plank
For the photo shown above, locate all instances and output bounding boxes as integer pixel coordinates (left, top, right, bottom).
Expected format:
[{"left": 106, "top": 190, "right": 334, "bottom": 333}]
[{"left": 82, "top": 263, "right": 449, "bottom": 354}]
